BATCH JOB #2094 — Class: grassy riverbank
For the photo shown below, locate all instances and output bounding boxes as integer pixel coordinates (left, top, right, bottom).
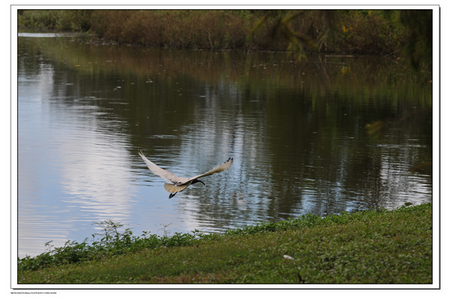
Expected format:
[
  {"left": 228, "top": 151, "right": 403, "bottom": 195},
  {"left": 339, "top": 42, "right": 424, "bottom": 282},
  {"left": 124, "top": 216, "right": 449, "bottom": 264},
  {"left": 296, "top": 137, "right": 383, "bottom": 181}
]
[
  {"left": 18, "top": 203, "right": 432, "bottom": 284},
  {"left": 18, "top": 10, "right": 407, "bottom": 55}
]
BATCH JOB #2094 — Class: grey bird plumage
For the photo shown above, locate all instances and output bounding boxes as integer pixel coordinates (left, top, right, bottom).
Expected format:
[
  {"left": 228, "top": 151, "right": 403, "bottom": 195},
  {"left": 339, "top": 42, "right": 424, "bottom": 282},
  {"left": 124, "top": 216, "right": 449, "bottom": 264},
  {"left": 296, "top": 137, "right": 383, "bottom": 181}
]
[{"left": 139, "top": 150, "right": 233, "bottom": 198}]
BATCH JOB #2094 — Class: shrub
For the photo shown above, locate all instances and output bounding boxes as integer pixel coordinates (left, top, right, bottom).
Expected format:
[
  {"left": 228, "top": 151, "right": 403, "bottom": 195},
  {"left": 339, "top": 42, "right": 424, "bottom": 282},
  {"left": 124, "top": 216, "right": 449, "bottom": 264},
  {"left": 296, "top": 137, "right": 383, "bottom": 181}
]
[{"left": 19, "top": 10, "right": 413, "bottom": 56}]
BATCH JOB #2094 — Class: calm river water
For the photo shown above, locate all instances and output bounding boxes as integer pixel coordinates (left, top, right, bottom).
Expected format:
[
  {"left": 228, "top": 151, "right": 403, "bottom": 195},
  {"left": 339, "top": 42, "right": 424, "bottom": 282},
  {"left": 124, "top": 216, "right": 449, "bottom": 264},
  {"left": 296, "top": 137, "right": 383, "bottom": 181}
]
[{"left": 17, "top": 34, "right": 432, "bottom": 258}]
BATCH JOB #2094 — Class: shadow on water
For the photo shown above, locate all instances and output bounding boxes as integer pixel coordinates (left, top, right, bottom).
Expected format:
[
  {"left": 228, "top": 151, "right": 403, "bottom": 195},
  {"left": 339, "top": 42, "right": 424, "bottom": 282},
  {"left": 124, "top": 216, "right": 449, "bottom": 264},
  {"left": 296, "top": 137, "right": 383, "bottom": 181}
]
[{"left": 17, "top": 34, "right": 432, "bottom": 257}]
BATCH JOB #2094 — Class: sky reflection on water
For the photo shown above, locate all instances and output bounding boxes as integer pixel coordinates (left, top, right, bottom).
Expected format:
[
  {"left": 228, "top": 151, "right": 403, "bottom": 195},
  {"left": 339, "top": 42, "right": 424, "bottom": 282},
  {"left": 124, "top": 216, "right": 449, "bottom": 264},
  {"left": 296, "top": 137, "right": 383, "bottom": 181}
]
[{"left": 17, "top": 35, "right": 432, "bottom": 257}]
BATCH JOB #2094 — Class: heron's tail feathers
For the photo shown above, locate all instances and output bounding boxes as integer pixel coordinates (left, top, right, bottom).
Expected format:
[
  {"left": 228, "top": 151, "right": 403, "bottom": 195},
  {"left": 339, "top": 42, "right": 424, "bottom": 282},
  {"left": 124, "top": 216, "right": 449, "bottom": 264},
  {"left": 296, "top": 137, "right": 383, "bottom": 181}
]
[{"left": 164, "top": 183, "right": 190, "bottom": 194}]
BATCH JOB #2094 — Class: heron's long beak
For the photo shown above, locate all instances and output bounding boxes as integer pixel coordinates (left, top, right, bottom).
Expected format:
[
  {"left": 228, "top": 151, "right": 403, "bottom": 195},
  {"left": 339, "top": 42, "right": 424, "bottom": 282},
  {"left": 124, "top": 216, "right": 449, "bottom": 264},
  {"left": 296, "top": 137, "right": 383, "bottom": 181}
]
[{"left": 193, "top": 179, "right": 205, "bottom": 185}]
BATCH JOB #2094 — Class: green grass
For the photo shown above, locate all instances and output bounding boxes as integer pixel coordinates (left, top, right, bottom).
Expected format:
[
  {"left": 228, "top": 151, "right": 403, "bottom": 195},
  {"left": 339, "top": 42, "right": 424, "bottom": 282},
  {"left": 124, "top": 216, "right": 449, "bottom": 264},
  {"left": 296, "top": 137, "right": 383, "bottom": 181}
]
[{"left": 18, "top": 203, "right": 432, "bottom": 284}]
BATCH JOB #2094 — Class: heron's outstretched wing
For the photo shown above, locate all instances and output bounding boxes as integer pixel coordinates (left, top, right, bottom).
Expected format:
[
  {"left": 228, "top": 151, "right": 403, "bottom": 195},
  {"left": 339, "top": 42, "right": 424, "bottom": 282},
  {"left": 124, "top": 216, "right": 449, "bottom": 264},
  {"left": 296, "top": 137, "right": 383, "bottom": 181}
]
[
  {"left": 186, "top": 158, "right": 233, "bottom": 183},
  {"left": 138, "top": 151, "right": 181, "bottom": 184}
]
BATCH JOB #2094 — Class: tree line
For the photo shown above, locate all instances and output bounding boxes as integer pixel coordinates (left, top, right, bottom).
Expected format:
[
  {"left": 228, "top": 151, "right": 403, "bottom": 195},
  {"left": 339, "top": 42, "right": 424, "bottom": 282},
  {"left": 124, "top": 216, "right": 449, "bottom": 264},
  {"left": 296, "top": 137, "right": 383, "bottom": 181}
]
[{"left": 19, "top": 10, "right": 432, "bottom": 69}]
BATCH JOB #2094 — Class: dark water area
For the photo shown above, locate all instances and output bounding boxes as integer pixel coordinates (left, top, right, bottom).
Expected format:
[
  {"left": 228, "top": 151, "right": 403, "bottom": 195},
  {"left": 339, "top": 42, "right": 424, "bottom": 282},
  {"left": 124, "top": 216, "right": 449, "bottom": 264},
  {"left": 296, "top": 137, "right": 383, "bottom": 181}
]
[{"left": 17, "top": 34, "right": 432, "bottom": 257}]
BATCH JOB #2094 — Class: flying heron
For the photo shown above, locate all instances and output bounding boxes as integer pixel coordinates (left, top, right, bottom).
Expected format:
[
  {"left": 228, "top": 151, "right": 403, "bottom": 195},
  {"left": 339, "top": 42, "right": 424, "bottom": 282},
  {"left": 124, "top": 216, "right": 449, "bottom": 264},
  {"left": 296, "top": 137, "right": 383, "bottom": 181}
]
[{"left": 138, "top": 150, "right": 233, "bottom": 198}]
